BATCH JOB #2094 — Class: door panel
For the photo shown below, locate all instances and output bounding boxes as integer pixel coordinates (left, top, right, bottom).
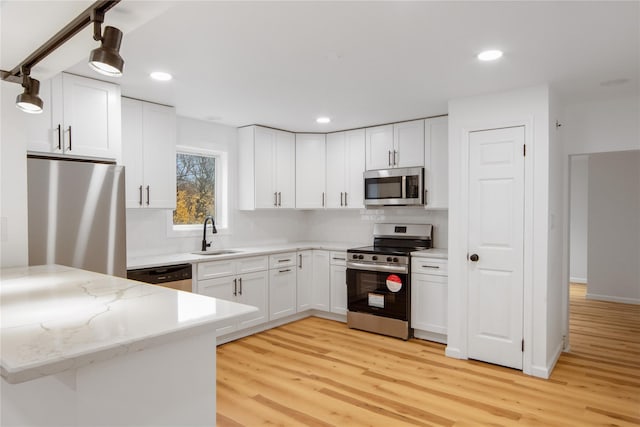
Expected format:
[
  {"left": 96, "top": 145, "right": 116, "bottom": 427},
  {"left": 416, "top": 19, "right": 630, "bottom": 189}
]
[{"left": 468, "top": 126, "right": 525, "bottom": 370}]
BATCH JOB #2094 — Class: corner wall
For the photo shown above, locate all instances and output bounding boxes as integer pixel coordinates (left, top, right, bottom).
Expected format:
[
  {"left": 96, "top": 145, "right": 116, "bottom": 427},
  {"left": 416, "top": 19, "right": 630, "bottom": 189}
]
[{"left": 569, "top": 156, "right": 588, "bottom": 283}]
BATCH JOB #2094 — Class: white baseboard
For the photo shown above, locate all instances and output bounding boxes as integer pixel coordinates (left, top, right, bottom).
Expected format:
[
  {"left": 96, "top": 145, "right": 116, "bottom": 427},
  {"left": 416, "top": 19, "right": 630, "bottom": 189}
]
[
  {"left": 445, "top": 346, "right": 465, "bottom": 359},
  {"left": 586, "top": 293, "right": 640, "bottom": 305},
  {"left": 530, "top": 340, "right": 563, "bottom": 379},
  {"left": 414, "top": 329, "right": 447, "bottom": 344},
  {"left": 569, "top": 277, "right": 587, "bottom": 284}
]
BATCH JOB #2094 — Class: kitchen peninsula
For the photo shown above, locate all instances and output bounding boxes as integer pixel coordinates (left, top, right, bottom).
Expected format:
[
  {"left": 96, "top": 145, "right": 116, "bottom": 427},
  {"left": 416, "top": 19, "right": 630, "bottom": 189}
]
[{"left": 0, "top": 264, "right": 257, "bottom": 426}]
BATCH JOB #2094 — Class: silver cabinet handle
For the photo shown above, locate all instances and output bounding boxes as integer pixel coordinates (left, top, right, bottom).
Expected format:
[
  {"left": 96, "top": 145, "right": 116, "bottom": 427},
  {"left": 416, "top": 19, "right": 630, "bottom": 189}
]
[
  {"left": 340, "top": 192, "right": 344, "bottom": 206},
  {"left": 422, "top": 265, "right": 440, "bottom": 269},
  {"left": 322, "top": 192, "right": 325, "bottom": 207},
  {"left": 274, "top": 192, "right": 278, "bottom": 207},
  {"left": 66, "top": 126, "right": 72, "bottom": 151},
  {"left": 279, "top": 269, "right": 291, "bottom": 273},
  {"left": 332, "top": 257, "right": 345, "bottom": 261},
  {"left": 393, "top": 150, "right": 398, "bottom": 166},
  {"left": 56, "top": 124, "right": 62, "bottom": 150},
  {"left": 299, "top": 254, "right": 302, "bottom": 269},
  {"left": 388, "top": 150, "right": 392, "bottom": 166},
  {"left": 277, "top": 259, "right": 291, "bottom": 263},
  {"left": 345, "top": 192, "right": 348, "bottom": 207},
  {"left": 146, "top": 185, "right": 150, "bottom": 206},
  {"left": 239, "top": 277, "right": 242, "bottom": 295},
  {"left": 138, "top": 185, "right": 143, "bottom": 206},
  {"left": 233, "top": 278, "right": 237, "bottom": 296},
  {"left": 278, "top": 192, "right": 282, "bottom": 206}
]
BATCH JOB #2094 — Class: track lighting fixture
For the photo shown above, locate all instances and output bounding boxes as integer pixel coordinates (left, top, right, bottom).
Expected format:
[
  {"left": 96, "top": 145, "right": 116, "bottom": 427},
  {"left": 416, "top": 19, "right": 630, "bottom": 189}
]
[
  {"left": 15, "top": 70, "right": 43, "bottom": 114},
  {"left": 1, "top": 1, "right": 122, "bottom": 113},
  {"left": 88, "top": 10, "right": 124, "bottom": 77}
]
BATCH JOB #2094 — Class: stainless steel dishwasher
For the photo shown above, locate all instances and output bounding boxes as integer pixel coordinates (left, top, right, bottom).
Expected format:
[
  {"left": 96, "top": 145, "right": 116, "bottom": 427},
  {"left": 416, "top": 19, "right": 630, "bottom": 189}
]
[{"left": 127, "top": 263, "right": 193, "bottom": 292}]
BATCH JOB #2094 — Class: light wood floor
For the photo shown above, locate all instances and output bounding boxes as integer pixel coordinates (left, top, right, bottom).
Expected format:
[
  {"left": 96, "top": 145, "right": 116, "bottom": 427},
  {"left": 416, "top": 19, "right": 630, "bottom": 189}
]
[{"left": 217, "top": 284, "right": 640, "bottom": 426}]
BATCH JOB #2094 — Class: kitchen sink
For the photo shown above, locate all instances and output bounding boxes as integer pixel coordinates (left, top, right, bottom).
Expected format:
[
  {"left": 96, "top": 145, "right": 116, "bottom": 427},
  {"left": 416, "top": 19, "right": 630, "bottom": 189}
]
[{"left": 191, "top": 250, "right": 241, "bottom": 256}]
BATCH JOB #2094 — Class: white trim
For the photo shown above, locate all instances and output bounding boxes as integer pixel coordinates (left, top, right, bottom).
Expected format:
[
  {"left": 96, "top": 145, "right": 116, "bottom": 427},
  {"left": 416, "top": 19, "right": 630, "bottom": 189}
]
[
  {"left": 569, "top": 277, "right": 587, "bottom": 284},
  {"left": 444, "top": 346, "right": 464, "bottom": 359},
  {"left": 414, "top": 330, "right": 447, "bottom": 344},
  {"left": 530, "top": 339, "right": 563, "bottom": 379},
  {"left": 586, "top": 293, "right": 640, "bottom": 305}
]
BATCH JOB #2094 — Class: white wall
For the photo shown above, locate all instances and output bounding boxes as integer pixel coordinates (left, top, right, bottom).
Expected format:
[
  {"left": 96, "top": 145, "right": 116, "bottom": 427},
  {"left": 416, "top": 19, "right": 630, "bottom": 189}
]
[
  {"left": 447, "top": 85, "right": 554, "bottom": 378},
  {"left": 569, "top": 156, "right": 588, "bottom": 283},
  {"left": 586, "top": 151, "right": 640, "bottom": 304},
  {"left": 0, "top": 82, "right": 30, "bottom": 268}
]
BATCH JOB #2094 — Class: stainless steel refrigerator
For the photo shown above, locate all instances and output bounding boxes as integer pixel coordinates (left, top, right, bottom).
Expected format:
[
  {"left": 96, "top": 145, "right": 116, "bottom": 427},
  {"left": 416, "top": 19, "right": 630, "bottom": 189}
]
[{"left": 27, "top": 155, "right": 127, "bottom": 277}]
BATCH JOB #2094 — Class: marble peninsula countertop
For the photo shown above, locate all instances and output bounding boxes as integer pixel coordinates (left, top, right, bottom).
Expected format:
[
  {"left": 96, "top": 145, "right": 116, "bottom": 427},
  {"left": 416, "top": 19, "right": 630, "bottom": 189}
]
[{"left": 0, "top": 265, "right": 257, "bottom": 384}]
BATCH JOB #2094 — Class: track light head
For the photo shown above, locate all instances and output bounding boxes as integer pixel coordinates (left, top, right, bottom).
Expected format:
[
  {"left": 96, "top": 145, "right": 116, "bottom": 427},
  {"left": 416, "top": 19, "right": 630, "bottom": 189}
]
[
  {"left": 16, "top": 76, "right": 43, "bottom": 114},
  {"left": 89, "top": 26, "right": 124, "bottom": 77}
]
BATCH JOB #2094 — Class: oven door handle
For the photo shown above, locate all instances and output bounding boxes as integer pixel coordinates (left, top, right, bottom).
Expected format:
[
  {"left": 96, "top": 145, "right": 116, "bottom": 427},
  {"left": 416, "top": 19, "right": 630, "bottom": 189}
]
[{"left": 346, "top": 262, "right": 408, "bottom": 274}]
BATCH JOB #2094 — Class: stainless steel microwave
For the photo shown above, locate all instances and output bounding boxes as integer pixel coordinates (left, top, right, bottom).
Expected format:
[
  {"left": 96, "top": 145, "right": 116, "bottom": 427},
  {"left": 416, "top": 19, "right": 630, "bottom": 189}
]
[{"left": 363, "top": 167, "right": 424, "bottom": 207}]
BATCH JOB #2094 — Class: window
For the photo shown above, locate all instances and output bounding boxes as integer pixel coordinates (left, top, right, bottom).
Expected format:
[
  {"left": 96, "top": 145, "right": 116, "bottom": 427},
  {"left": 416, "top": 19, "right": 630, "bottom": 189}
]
[{"left": 173, "top": 152, "right": 216, "bottom": 225}]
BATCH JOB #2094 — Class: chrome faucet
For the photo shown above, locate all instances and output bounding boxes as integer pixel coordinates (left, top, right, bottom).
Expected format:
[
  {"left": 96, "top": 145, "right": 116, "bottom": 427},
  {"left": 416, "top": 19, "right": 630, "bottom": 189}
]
[{"left": 201, "top": 216, "right": 217, "bottom": 251}]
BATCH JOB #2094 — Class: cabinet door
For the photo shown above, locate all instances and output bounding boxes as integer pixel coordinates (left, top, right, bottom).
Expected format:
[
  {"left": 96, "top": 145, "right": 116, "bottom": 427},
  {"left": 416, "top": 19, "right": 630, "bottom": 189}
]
[
  {"left": 411, "top": 273, "right": 448, "bottom": 334},
  {"left": 393, "top": 119, "right": 424, "bottom": 168},
  {"left": 254, "top": 127, "right": 277, "bottom": 208},
  {"left": 142, "top": 102, "right": 176, "bottom": 208},
  {"left": 237, "top": 271, "right": 269, "bottom": 329},
  {"left": 275, "top": 130, "right": 296, "bottom": 208},
  {"left": 312, "top": 250, "right": 330, "bottom": 311},
  {"left": 365, "top": 124, "right": 394, "bottom": 170},
  {"left": 345, "top": 129, "right": 365, "bottom": 208},
  {"left": 197, "top": 276, "right": 237, "bottom": 335},
  {"left": 425, "top": 116, "right": 448, "bottom": 209},
  {"left": 61, "top": 73, "right": 121, "bottom": 160},
  {"left": 330, "top": 263, "right": 347, "bottom": 315},
  {"left": 269, "top": 266, "right": 297, "bottom": 320},
  {"left": 25, "top": 78, "right": 60, "bottom": 154},
  {"left": 325, "top": 132, "right": 346, "bottom": 209},
  {"left": 295, "top": 134, "right": 326, "bottom": 209},
  {"left": 121, "top": 98, "right": 145, "bottom": 208},
  {"left": 296, "top": 251, "right": 313, "bottom": 312},
  {"left": 198, "top": 260, "right": 236, "bottom": 281}
]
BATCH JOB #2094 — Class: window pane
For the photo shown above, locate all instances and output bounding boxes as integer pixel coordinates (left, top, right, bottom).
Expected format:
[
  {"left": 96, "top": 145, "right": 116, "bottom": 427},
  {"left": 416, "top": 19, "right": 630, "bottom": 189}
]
[{"left": 174, "top": 153, "right": 215, "bottom": 225}]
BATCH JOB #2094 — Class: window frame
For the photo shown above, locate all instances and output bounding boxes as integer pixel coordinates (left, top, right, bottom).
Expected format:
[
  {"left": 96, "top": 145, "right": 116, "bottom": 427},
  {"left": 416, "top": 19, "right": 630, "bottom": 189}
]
[{"left": 166, "top": 145, "right": 229, "bottom": 237}]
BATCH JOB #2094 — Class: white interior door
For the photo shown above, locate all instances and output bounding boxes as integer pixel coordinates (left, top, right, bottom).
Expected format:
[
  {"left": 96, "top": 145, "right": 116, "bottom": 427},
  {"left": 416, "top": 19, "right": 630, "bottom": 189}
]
[{"left": 467, "top": 126, "right": 525, "bottom": 370}]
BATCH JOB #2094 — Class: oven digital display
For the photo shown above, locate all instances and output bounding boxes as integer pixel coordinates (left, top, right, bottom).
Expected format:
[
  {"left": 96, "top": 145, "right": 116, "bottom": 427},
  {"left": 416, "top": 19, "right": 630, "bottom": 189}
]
[{"left": 394, "top": 226, "right": 407, "bottom": 233}]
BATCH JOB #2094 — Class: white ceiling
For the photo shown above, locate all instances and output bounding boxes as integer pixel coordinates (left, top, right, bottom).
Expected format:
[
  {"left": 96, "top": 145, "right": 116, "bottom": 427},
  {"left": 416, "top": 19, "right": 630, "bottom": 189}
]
[{"left": 4, "top": 1, "right": 639, "bottom": 132}]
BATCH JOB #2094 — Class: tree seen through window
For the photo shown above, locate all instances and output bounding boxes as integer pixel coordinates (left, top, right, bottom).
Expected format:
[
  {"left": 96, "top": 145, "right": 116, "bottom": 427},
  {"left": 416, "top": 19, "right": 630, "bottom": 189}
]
[{"left": 173, "top": 153, "right": 215, "bottom": 225}]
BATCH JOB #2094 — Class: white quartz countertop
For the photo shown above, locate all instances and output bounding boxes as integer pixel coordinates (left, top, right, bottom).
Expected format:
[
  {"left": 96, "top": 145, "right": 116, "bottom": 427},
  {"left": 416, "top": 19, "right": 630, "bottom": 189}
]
[
  {"left": 0, "top": 265, "right": 257, "bottom": 384},
  {"left": 411, "top": 248, "right": 448, "bottom": 259},
  {"left": 127, "top": 241, "right": 361, "bottom": 270}
]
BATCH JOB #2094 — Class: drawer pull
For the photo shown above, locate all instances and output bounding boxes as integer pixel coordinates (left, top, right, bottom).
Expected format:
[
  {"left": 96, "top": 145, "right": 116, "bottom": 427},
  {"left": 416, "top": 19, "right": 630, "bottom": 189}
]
[
  {"left": 277, "top": 259, "right": 291, "bottom": 263},
  {"left": 333, "top": 257, "right": 345, "bottom": 261},
  {"left": 422, "top": 265, "right": 440, "bottom": 269},
  {"left": 279, "top": 269, "right": 291, "bottom": 273}
]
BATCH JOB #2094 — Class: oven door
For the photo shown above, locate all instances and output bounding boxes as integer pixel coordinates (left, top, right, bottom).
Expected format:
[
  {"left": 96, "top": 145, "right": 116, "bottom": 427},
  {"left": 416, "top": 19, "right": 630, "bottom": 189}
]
[{"left": 346, "top": 264, "right": 409, "bottom": 321}]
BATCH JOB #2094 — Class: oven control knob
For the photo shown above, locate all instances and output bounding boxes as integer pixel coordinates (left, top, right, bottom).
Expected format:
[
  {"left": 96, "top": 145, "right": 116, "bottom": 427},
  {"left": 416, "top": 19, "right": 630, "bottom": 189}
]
[
  {"left": 352, "top": 254, "right": 358, "bottom": 259},
  {"left": 386, "top": 257, "right": 393, "bottom": 262},
  {"left": 358, "top": 254, "right": 364, "bottom": 260},
  {"left": 393, "top": 257, "right": 399, "bottom": 262},
  {"left": 372, "top": 255, "right": 378, "bottom": 261}
]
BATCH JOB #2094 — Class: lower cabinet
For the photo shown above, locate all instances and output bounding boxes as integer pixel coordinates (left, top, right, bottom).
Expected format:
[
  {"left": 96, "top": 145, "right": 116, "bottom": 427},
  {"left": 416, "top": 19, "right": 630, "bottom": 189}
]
[
  {"left": 312, "top": 250, "right": 330, "bottom": 311},
  {"left": 411, "top": 257, "right": 448, "bottom": 341},
  {"left": 269, "top": 252, "right": 297, "bottom": 320},
  {"left": 296, "top": 250, "right": 314, "bottom": 311},
  {"left": 329, "top": 252, "right": 348, "bottom": 315}
]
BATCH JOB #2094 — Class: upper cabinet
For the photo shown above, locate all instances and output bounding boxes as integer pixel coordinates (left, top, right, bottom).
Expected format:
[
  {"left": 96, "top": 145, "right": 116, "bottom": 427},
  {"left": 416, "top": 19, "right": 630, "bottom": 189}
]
[
  {"left": 238, "top": 126, "right": 295, "bottom": 210},
  {"left": 365, "top": 120, "right": 424, "bottom": 170},
  {"left": 295, "top": 134, "right": 326, "bottom": 209},
  {"left": 326, "top": 129, "right": 365, "bottom": 208},
  {"left": 424, "top": 116, "right": 448, "bottom": 209},
  {"left": 27, "top": 73, "right": 121, "bottom": 161},
  {"left": 121, "top": 97, "right": 176, "bottom": 209}
]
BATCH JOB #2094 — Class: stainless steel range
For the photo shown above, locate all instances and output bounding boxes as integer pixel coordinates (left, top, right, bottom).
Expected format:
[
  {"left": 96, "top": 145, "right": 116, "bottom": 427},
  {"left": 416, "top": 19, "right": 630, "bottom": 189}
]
[{"left": 346, "top": 223, "right": 433, "bottom": 340}]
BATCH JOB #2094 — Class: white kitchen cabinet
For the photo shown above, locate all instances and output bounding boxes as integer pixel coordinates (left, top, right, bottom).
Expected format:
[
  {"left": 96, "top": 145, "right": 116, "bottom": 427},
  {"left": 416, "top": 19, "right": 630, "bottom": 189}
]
[
  {"left": 269, "top": 252, "right": 297, "bottom": 320},
  {"left": 238, "top": 126, "right": 295, "bottom": 210},
  {"left": 411, "top": 257, "right": 448, "bottom": 343},
  {"left": 326, "top": 129, "right": 365, "bottom": 208},
  {"left": 122, "top": 97, "right": 176, "bottom": 209},
  {"left": 27, "top": 73, "right": 121, "bottom": 161},
  {"left": 195, "top": 256, "right": 269, "bottom": 334},
  {"left": 329, "top": 251, "right": 348, "bottom": 315},
  {"left": 296, "top": 134, "right": 326, "bottom": 209},
  {"left": 365, "top": 120, "right": 424, "bottom": 170},
  {"left": 424, "top": 116, "right": 449, "bottom": 209},
  {"left": 296, "top": 250, "right": 313, "bottom": 311},
  {"left": 312, "top": 250, "right": 330, "bottom": 311}
]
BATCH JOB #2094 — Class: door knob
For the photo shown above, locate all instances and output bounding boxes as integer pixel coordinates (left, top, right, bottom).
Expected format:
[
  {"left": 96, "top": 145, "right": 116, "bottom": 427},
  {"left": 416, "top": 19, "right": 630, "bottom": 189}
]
[{"left": 469, "top": 253, "right": 479, "bottom": 262}]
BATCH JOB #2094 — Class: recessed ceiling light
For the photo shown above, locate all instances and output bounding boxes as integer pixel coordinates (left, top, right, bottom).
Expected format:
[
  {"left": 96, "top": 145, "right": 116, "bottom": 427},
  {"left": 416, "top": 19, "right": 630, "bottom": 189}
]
[
  {"left": 477, "top": 50, "right": 503, "bottom": 61},
  {"left": 150, "top": 71, "right": 172, "bottom": 81},
  {"left": 316, "top": 117, "right": 331, "bottom": 124}
]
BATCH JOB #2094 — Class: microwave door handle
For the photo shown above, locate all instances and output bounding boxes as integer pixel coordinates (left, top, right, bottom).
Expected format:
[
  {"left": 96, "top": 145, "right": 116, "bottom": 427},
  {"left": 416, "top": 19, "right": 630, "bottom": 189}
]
[{"left": 402, "top": 176, "right": 407, "bottom": 198}]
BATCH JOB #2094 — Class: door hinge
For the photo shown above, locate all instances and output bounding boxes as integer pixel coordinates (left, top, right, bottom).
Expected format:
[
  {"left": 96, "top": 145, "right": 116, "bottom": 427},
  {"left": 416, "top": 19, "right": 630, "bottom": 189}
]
[
  {"left": 521, "top": 339, "right": 525, "bottom": 352},
  {"left": 523, "top": 144, "right": 526, "bottom": 156}
]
